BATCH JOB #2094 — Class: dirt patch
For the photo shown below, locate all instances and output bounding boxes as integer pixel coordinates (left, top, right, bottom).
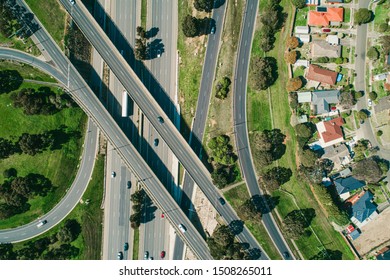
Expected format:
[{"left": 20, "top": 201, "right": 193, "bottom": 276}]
[{"left": 352, "top": 207, "right": 390, "bottom": 257}]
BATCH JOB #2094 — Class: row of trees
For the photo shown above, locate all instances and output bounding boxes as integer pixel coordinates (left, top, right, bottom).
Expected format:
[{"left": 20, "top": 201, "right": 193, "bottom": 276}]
[
  {"left": 259, "top": 0, "right": 285, "bottom": 52},
  {"left": 129, "top": 189, "right": 146, "bottom": 229},
  {"left": 181, "top": 15, "right": 214, "bottom": 38},
  {"left": 0, "top": 172, "right": 53, "bottom": 219},
  {"left": 0, "top": 0, "right": 20, "bottom": 38},
  {"left": 314, "top": 56, "right": 349, "bottom": 64},
  {"left": 0, "top": 219, "right": 81, "bottom": 259}
]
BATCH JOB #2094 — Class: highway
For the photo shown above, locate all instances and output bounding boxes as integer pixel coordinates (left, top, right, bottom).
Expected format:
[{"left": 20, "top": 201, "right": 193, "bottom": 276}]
[
  {"left": 0, "top": 48, "right": 98, "bottom": 243},
  {"left": 232, "top": 0, "right": 292, "bottom": 259},
  {"left": 175, "top": 0, "right": 227, "bottom": 258},
  {"left": 60, "top": 0, "right": 266, "bottom": 259},
  {"left": 15, "top": 0, "right": 211, "bottom": 259}
]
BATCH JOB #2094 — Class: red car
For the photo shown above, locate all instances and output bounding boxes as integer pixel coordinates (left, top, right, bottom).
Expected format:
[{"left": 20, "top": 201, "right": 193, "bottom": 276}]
[
  {"left": 322, "top": 28, "right": 331, "bottom": 33},
  {"left": 160, "top": 251, "right": 165, "bottom": 259}
]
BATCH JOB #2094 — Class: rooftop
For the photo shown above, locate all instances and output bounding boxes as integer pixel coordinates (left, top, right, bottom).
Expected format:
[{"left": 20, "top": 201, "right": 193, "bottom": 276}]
[
  {"left": 350, "top": 191, "right": 377, "bottom": 223},
  {"left": 316, "top": 117, "right": 344, "bottom": 146},
  {"left": 308, "top": 7, "right": 344, "bottom": 26},
  {"left": 311, "top": 90, "right": 340, "bottom": 115},
  {"left": 306, "top": 64, "right": 338, "bottom": 85},
  {"left": 311, "top": 40, "right": 341, "bottom": 58},
  {"left": 334, "top": 176, "right": 365, "bottom": 195}
]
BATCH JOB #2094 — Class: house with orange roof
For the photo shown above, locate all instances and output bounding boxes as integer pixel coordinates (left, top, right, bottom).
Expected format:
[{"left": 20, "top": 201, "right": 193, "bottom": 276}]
[
  {"left": 306, "top": 64, "right": 338, "bottom": 85},
  {"left": 308, "top": 7, "right": 344, "bottom": 27},
  {"left": 315, "top": 117, "right": 344, "bottom": 147}
]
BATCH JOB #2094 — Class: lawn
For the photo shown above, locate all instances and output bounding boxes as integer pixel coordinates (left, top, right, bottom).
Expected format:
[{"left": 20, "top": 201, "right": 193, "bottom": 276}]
[
  {"left": 344, "top": 8, "right": 351, "bottom": 24},
  {"left": 224, "top": 183, "right": 282, "bottom": 260},
  {"left": 295, "top": 7, "right": 309, "bottom": 27},
  {"left": 178, "top": 1, "right": 208, "bottom": 140},
  {"left": 141, "top": 0, "right": 147, "bottom": 29},
  {"left": 25, "top": 0, "right": 66, "bottom": 50},
  {"left": 0, "top": 84, "right": 87, "bottom": 229},
  {"left": 133, "top": 228, "right": 140, "bottom": 260},
  {"left": 0, "top": 61, "right": 57, "bottom": 83},
  {"left": 0, "top": 31, "right": 40, "bottom": 56},
  {"left": 247, "top": 88, "right": 272, "bottom": 132},
  {"left": 246, "top": 0, "right": 355, "bottom": 260},
  {"left": 373, "top": 1, "right": 390, "bottom": 32}
]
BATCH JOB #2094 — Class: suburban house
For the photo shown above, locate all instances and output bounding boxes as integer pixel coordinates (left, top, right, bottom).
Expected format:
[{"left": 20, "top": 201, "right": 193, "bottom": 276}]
[
  {"left": 373, "top": 72, "right": 388, "bottom": 81},
  {"left": 295, "top": 26, "right": 310, "bottom": 34},
  {"left": 321, "top": 144, "right": 351, "bottom": 170},
  {"left": 347, "top": 191, "right": 378, "bottom": 228},
  {"left": 326, "top": 35, "right": 340, "bottom": 45},
  {"left": 316, "top": 117, "right": 344, "bottom": 147},
  {"left": 311, "top": 40, "right": 341, "bottom": 58},
  {"left": 334, "top": 176, "right": 366, "bottom": 201},
  {"left": 306, "top": 64, "right": 338, "bottom": 85},
  {"left": 306, "top": 0, "right": 320, "bottom": 5},
  {"left": 311, "top": 90, "right": 340, "bottom": 114},
  {"left": 308, "top": 7, "right": 344, "bottom": 26}
]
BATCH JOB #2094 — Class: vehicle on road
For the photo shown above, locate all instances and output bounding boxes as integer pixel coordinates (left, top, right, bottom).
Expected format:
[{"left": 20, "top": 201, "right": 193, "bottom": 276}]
[
  {"left": 124, "top": 242, "right": 129, "bottom": 251},
  {"left": 368, "top": 99, "right": 372, "bottom": 107},
  {"left": 149, "top": 257, "right": 154, "bottom": 260},
  {"left": 218, "top": 197, "right": 225, "bottom": 205},
  {"left": 117, "top": 252, "right": 123, "bottom": 260},
  {"left": 127, "top": 181, "right": 131, "bottom": 189},
  {"left": 121, "top": 90, "right": 128, "bottom": 117},
  {"left": 157, "top": 49, "right": 161, "bottom": 58},
  {"left": 37, "top": 220, "right": 47, "bottom": 228},
  {"left": 178, "top": 224, "right": 187, "bottom": 233},
  {"left": 158, "top": 116, "right": 164, "bottom": 123},
  {"left": 160, "top": 251, "right": 165, "bottom": 259},
  {"left": 144, "top": 251, "right": 149, "bottom": 260},
  {"left": 322, "top": 28, "right": 331, "bottom": 32},
  {"left": 210, "top": 26, "right": 216, "bottom": 34},
  {"left": 111, "top": 171, "right": 116, "bottom": 178},
  {"left": 283, "top": 252, "right": 290, "bottom": 258},
  {"left": 69, "top": 0, "right": 75, "bottom": 5},
  {"left": 161, "top": 213, "right": 165, "bottom": 218},
  {"left": 154, "top": 138, "right": 159, "bottom": 147}
]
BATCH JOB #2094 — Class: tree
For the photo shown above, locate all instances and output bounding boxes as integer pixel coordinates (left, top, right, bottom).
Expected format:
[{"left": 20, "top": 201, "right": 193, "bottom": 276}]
[
  {"left": 353, "top": 139, "right": 370, "bottom": 161},
  {"left": 282, "top": 209, "right": 316, "bottom": 240},
  {"left": 353, "top": 157, "right": 383, "bottom": 183},
  {"left": 300, "top": 159, "right": 334, "bottom": 184},
  {"left": 377, "top": 130, "right": 383, "bottom": 137},
  {"left": 357, "top": 109, "right": 369, "bottom": 121},
  {"left": 0, "top": 137, "right": 15, "bottom": 159},
  {"left": 367, "top": 46, "right": 379, "bottom": 60},
  {"left": 182, "top": 15, "right": 199, "bottom": 37},
  {"left": 18, "top": 133, "right": 50, "bottom": 155},
  {"left": 378, "top": 23, "right": 388, "bottom": 33},
  {"left": 289, "top": 92, "right": 299, "bottom": 111},
  {"left": 136, "top": 26, "right": 146, "bottom": 38},
  {"left": 212, "top": 225, "right": 234, "bottom": 247},
  {"left": 300, "top": 148, "right": 318, "bottom": 167},
  {"left": 369, "top": 91, "right": 378, "bottom": 100},
  {"left": 354, "top": 8, "right": 373, "bottom": 25},
  {"left": 0, "top": 70, "right": 23, "bottom": 94},
  {"left": 381, "top": 35, "right": 390, "bottom": 54},
  {"left": 250, "top": 57, "right": 277, "bottom": 90},
  {"left": 130, "top": 189, "right": 146, "bottom": 204},
  {"left": 57, "top": 219, "right": 81, "bottom": 243},
  {"left": 208, "top": 135, "right": 236, "bottom": 166},
  {"left": 3, "top": 168, "right": 17, "bottom": 178},
  {"left": 211, "top": 167, "right": 229, "bottom": 189},
  {"left": 215, "top": 76, "right": 231, "bottom": 99},
  {"left": 353, "top": 90, "right": 364, "bottom": 99},
  {"left": 316, "top": 57, "right": 329, "bottom": 63},
  {"left": 284, "top": 51, "right": 298, "bottom": 64},
  {"left": 262, "top": 167, "right": 292, "bottom": 192},
  {"left": 0, "top": 244, "right": 16, "bottom": 260},
  {"left": 339, "top": 91, "right": 355, "bottom": 109},
  {"left": 286, "top": 36, "right": 299, "bottom": 49},
  {"left": 193, "top": 0, "right": 214, "bottom": 12},
  {"left": 291, "top": 0, "right": 306, "bottom": 9},
  {"left": 286, "top": 77, "right": 303, "bottom": 92},
  {"left": 238, "top": 199, "right": 262, "bottom": 221},
  {"left": 134, "top": 38, "right": 147, "bottom": 60},
  {"left": 295, "top": 123, "right": 312, "bottom": 139},
  {"left": 334, "top": 57, "right": 343, "bottom": 64}
]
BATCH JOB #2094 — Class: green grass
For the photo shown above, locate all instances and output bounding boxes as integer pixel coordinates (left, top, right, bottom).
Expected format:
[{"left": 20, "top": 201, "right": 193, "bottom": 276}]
[
  {"left": 25, "top": 0, "right": 66, "bottom": 50},
  {"left": 224, "top": 184, "right": 282, "bottom": 260},
  {"left": 245, "top": 0, "right": 355, "bottom": 260},
  {"left": 0, "top": 31, "right": 40, "bottom": 56},
  {"left": 372, "top": 81, "right": 389, "bottom": 100},
  {"left": 141, "top": 0, "right": 147, "bottom": 29},
  {"left": 295, "top": 7, "right": 309, "bottom": 27},
  {"left": 0, "top": 61, "right": 57, "bottom": 83},
  {"left": 0, "top": 84, "right": 87, "bottom": 229},
  {"left": 344, "top": 8, "right": 351, "bottom": 23},
  {"left": 293, "top": 66, "right": 305, "bottom": 78},
  {"left": 132, "top": 228, "right": 140, "bottom": 260},
  {"left": 178, "top": 1, "right": 207, "bottom": 139},
  {"left": 374, "top": 2, "right": 390, "bottom": 31},
  {"left": 247, "top": 88, "right": 272, "bottom": 132}
]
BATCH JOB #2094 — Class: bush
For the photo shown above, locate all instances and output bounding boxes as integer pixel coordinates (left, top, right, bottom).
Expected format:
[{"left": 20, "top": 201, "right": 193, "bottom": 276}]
[
  {"left": 334, "top": 57, "right": 343, "bottom": 64},
  {"left": 367, "top": 46, "right": 380, "bottom": 60},
  {"left": 284, "top": 51, "right": 298, "bottom": 64},
  {"left": 316, "top": 57, "right": 329, "bottom": 63},
  {"left": 378, "top": 23, "right": 388, "bottom": 33},
  {"left": 377, "top": 130, "right": 383, "bottom": 137},
  {"left": 291, "top": 0, "right": 306, "bottom": 9},
  {"left": 286, "top": 77, "right": 303, "bottom": 92},
  {"left": 286, "top": 36, "right": 299, "bottom": 49},
  {"left": 369, "top": 91, "right": 377, "bottom": 100},
  {"left": 354, "top": 8, "right": 373, "bottom": 25}
]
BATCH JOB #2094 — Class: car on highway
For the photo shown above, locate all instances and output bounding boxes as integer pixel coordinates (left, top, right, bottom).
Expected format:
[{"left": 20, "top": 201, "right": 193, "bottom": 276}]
[
  {"left": 69, "top": 0, "right": 75, "bottom": 5},
  {"left": 154, "top": 138, "right": 159, "bottom": 147},
  {"left": 144, "top": 251, "right": 149, "bottom": 260},
  {"left": 178, "top": 224, "right": 187, "bottom": 233},
  {"left": 111, "top": 171, "right": 116, "bottom": 178},
  {"left": 283, "top": 251, "right": 290, "bottom": 258},
  {"left": 157, "top": 49, "right": 161, "bottom": 58},
  {"left": 322, "top": 28, "right": 331, "bottom": 32},
  {"left": 368, "top": 99, "right": 372, "bottom": 107},
  {"left": 160, "top": 251, "right": 165, "bottom": 259},
  {"left": 117, "top": 251, "right": 123, "bottom": 260},
  {"left": 127, "top": 181, "right": 131, "bottom": 189},
  {"left": 149, "top": 257, "right": 154, "bottom": 260},
  {"left": 218, "top": 197, "right": 226, "bottom": 205},
  {"left": 158, "top": 116, "right": 164, "bottom": 123},
  {"left": 124, "top": 242, "right": 129, "bottom": 251},
  {"left": 210, "top": 26, "right": 216, "bottom": 34},
  {"left": 36, "top": 220, "right": 47, "bottom": 228}
]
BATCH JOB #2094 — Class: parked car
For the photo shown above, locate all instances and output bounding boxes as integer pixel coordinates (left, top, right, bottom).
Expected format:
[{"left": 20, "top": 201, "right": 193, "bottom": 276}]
[
  {"left": 322, "top": 28, "right": 331, "bottom": 32},
  {"left": 368, "top": 99, "right": 372, "bottom": 107}
]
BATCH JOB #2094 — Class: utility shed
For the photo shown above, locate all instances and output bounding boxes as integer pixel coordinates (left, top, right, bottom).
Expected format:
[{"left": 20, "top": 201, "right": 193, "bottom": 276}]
[{"left": 295, "top": 26, "right": 310, "bottom": 34}]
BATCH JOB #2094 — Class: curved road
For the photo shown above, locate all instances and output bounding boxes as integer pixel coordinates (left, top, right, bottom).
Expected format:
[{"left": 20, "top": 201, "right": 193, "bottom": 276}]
[
  {"left": 0, "top": 48, "right": 98, "bottom": 243},
  {"left": 232, "top": 0, "right": 292, "bottom": 259}
]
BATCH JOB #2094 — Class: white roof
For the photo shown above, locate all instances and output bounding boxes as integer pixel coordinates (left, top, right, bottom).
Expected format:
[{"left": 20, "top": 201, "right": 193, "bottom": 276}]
[
  {"left": 297, "top": 34, "right": 311, "bottom": 43},
  {"left": 326, "top": 35, "right": 339, "bottom": 45},
  {"left": 295, "top": 26, "right": 310, "bottom": 34},
  {"left": 294, "top": 59, "right": 310, "bottom": 67},
  {"left": 298, "top": 91, "right": 312, "bottom": 103},
  {"left": 373, "top": 73, "right": 388, "bottom": 81}
]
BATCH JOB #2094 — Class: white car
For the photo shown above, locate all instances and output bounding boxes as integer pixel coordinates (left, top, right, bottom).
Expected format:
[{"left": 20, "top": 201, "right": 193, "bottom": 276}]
[
  {"left": 111, "top": 171, "right": 116, "bottom": 178},
  {"left": 368, "top": 99, "right": 372, "bottom": 107},
  {"left": 157, "top": 50, "right": 161, "bottom": 58}
]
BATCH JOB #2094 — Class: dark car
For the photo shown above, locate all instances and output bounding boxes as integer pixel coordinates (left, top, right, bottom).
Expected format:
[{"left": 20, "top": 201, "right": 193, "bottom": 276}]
[
  {"left": 124, "top": 242, "right": 129, "bottom": 251},
  {"left": 154, "top": 138, "right": 159, "bottom": 147},
  {"left": 283, "top": 251, "right": 290, "bottom": 258},
  {"left": 160, "top": 251, "right": 165, "bottom": 259},
  {"left": 322, "top": 28, "right": 331, "bottom": 32},
  {"left": 210, "top": 26, "right": 216, "bottom": 34},
  {"left": 158, "top": 116, "right": 164, "bottom": 123},
  {"left": 117, "top": 252, "right": 123, "bottom": 260},
  {"left": 218, "top": 197, "right": 226, "bottom": 205},
  {"left": 127, "top": 181, "right": 131, "bottom": 189},
  {"left": 144, "top": 251, "right": 149, "bottom": 260}
]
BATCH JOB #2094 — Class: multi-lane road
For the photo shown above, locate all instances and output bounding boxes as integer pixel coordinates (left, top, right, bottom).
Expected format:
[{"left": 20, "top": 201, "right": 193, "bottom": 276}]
[{"left": 60, "top": 0, "right": 266, "bottom": 259}]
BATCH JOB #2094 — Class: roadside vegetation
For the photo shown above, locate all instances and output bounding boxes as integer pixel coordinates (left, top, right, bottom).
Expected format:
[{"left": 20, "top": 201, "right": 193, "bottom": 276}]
[{"left": 0, "top": 70, "right": 86, "bottom": 229}]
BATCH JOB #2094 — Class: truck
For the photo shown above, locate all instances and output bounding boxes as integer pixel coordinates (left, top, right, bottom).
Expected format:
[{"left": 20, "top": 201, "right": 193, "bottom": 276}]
[{"left": 121, "top": 90, "right": 128, "bottom": 117}]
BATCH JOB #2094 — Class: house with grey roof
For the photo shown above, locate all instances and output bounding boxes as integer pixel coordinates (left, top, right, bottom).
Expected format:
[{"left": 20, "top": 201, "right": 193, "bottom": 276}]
[
  {"left": 311, "top": 90, "right": 340, "bottom": 115},
  {"left": 349, "top": 191, "right": 378, "bottom": 228},
  {"left": 321, "top": 144, "right": 351, "bottom": 171},
  {"left": 311, "top": 40, "right": 341, "bottom": 58},
  {"left": 334, "top": 176, "right": 365, "bottom": 201}
]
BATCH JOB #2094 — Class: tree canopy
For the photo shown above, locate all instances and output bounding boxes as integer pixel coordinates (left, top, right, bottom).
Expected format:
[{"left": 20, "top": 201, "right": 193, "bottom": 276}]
[
  {"left": 354, "top": 8, "right": 373, "bottom": 25},
  {"left": 286, "top": 77, "right": 303, "bottom": 92},
  {"left": 0, "top": 70, "right": 23, "bottom": 94},
  {"left": 193, "top": 0, "right": 214, "bottom": 12},
  {"left": 250, "top": 57, "right": 277, "bottom": 90},
  {"left": 353, "top": 157, "right": 384, "bottom": 183},
  {"left": 291, "top": 0, "right": 306, "bottom": 9},
  {"left": 208, "top": 135, "right": 236, "bottom": 166}
]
